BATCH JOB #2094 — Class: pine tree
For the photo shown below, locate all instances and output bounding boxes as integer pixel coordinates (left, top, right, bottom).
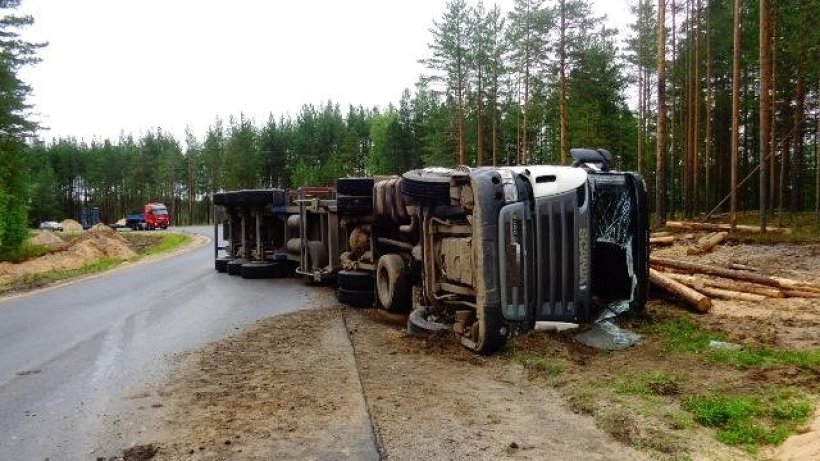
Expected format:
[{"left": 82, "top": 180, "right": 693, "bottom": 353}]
[
  {"left": 423, "top": 0, "right": 472, "bottom": 165},
  {"left": 0, "top": 0, "right": 43, "bottom": 257}
]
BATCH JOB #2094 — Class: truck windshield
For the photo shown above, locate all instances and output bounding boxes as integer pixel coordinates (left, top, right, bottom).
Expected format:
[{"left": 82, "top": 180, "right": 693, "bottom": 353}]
[{"left": 152, "top": 208, "right": 168, "bottom": 215}]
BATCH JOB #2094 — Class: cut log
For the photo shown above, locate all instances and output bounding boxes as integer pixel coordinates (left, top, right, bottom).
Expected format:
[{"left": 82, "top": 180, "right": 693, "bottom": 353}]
[
  {"left": 649, "top": 268, "right": 712, "bottom": 312},
  {"left": 770, "top": 276, "right": 820, "bottom": 292},
  {"left": 651, "top": 231, "right": 672, "bottom": 238},
  {"left": 665, "top": 220, "right": 791, "bottom": 234},
  {"left": 650, "top": 257, "right": 804, "bottom": 291},
  {"left": 783, "top": 290, "right": 820, "bottom": 298},
  {"left": 728, "top": 263, "right": 759, "bottom": 272},
  {"left": 664, "top": 272, "right": 784, "bottom": 298},
  {"left": 692, "top": 284, "right": 767, "bottom": 302},
  {"left": 687, "top": 231, "right": 730, "bottom": 255},
  {"left": 650, "top": 236, "right": 676, "bottom": 245}
]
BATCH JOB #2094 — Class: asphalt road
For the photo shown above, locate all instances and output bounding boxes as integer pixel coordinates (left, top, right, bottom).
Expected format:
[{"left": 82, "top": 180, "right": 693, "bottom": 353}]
[{"left": 0, "top": 226, "right": 318, "bottom": 460}]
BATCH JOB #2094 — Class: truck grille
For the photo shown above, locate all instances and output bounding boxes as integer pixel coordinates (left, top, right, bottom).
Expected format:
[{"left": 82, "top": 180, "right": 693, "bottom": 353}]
[{"left": 535, "top": 192, "right": 577, "bottom": 321}]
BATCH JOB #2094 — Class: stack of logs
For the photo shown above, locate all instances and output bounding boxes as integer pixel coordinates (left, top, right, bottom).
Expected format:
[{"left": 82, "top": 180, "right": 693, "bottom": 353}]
[
  {"left": 650, "top": 259, "right": 820, "bottom": 312},
  {"left": 648, "top": 221, "right": 819, "bottom": 312}
]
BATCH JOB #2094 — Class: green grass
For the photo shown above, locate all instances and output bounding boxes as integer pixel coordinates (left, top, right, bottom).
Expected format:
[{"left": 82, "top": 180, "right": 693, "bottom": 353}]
[
  {"left": 614, "top": 372, "right": 681, "bottom": 397},
  {"left": 0, "top": 242, "right": 53, "bottom": 263},
  {"left": 711, "top": 348, "right": 820, "bottom": 372},
  {"left": 683, "top": 388, "right": 813, "bottom": 452},
  {"left": 1, "top": 257, "right": 125, "bottom": 293},
  {"left": 732, "top": 212, "right": 820, "bottom": 244},
  {"left": 0, "top": 232, "right": 193, "bottom": 295},
  {"left": 651, "top": 317, "right": 725, "bottom": 353},
  {"left": 514, "top": 353, "right": 566, "bottom": 377},
  {"left": 135, "top": 233, "right": 191, "bottom": 257}
]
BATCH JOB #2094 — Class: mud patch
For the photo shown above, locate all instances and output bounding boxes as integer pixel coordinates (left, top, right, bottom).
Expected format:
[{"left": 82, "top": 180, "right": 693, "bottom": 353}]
[{"left": 122, "top": 443, "right": 159, "bottom": 461}]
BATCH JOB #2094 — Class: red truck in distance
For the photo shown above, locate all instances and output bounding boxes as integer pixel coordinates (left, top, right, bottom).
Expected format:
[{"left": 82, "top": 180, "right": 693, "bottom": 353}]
[{"left": 126, "top": 202, "right": 171, "bottom": 230}]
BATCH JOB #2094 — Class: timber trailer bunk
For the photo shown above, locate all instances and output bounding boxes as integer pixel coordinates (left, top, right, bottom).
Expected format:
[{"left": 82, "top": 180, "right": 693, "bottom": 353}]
[
  {"left": 212, "top": 188, "right": 297, "bottom": 278},
  {"left": 335, "top": 149, "right": 649, "bottom": 354}
]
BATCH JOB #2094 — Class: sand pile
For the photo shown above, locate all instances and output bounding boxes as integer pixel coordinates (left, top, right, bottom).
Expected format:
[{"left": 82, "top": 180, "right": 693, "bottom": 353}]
[
  {"left": 29, "top": 230, "right": 65, "bottom": 249},
  {"left": 60, "top": 219, "right": 83, "bottom": 232},
  {"left": 0, "top": 230, "right": 136, "bottom": 281},
  {"left": 90, "top": 223, "right": 114, "bottom": 234}
]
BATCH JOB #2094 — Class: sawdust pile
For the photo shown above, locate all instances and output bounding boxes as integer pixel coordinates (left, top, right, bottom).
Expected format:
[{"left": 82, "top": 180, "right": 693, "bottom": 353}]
[
  {"left": 29, "top": 230, "right": 65, "bottom": 249},
  {"left": 0, "top": 229, "right": 136, "bottom": 283},
  {"left": 59, "top": 219, "right": 83, "bottom": 232}
]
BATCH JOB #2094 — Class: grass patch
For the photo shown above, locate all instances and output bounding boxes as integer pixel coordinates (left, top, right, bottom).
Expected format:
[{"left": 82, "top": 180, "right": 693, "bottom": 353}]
[
  {"left": 614, "top": 372, "right": 681, "bottom": 397},
  {"left": 711, "top": 348, "right": 820, "bottom": 372},
  {"left": 0, "top": 257, "right": 125, "bottom": 294},
  {"left": 0, "top": 242, "right": 53, "bottom": 263},
  {"left": 733, "top": 212, "right": 820, "bottom": 244},
  {"left": 125, "top": 232, "right": 192, "bottom": 257},
  {"left": 652, "top": 317, "right": 724, "bottom": 353},
  {"left": 514, "top": 352, "right": 566, "bottom": 377},
  {"left": 683, "top": 388, "right": 814, "bottom": 452}
]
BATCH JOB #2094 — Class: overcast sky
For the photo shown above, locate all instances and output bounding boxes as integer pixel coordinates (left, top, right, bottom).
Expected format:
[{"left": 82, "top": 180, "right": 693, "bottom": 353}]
[{"left": 18, "top": 0, "right": 633, "bottom": 145}]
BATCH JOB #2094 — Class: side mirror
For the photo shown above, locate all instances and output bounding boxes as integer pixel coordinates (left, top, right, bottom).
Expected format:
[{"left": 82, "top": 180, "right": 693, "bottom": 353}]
[{"left": 570, "top": 148, "right": 612, "bottom": 171}]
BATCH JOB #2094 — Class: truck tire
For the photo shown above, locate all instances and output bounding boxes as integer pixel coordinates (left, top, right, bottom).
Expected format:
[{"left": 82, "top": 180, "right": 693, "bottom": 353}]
[
  {"left": 238, "top": 189, "right": 285, "bottom": 206},
  {"left": 336, "top": 195, "right": 373, "bottom": 216},
  {"left": 337, "top": 288, "right": 375, "bottom": 308},
  {"left": 336, "top": 178, "right": 374, "bottom": 196},
  {"left": 337, "top": 270, "right": 373, "bottom": 292},
  {"left": 305, "top": 241, "right": 328, "bottom": 270},
  {"left": 226, "top": 258, "right": 246, "bottom": 276},
  {"left": 401, "top": 168, "right": 452, "bottom": 202},
  {"left": 240, "top": 262, "right": 278, "bottom": 279},
  {"left": 376, "top": 254, "right": 410, "bottom": 312},
  {"left": 213, "top": 192, "right": 228, "bottom": 206},
  {"left": 215, "top": 257, "right": 232, "bottom": 273},
  {"left": 407, "top": 307, "right": 452, "bottom": 335}
]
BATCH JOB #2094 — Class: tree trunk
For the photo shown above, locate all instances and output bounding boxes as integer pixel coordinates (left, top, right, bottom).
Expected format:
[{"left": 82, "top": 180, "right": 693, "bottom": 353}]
[
  {"left": 693, "top": 0, "right": 701, "bottom": 214},
  {"left": 790, "top": 50, "right": 806, "bottom": 211},
  {"left": 759, "top": 0, "right": 771, "bottom": 231},
  {"left": 477, "top": 65, "right": 484, "bottom": 166},
  {"left": 770, "top": 30, "right": 778, "bottom": 212},
  {"left": 705, "top": 0, "right": 712, "bottom": 210},
  {"left": 729, "top": 0, "right": 741, "bottom": 227},
  {"left": 656, "top": 0, "right": 668, "bottom": 225},
  {"left": 559, "top": 0, "right": 569, "bottom": 165},
  {"left": 638, "top": 60, "right": 644, "bottom": 174}
]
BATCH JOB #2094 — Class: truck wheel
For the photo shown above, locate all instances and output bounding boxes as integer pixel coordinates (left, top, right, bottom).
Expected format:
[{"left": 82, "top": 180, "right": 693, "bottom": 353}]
[
  {"left": 336, "top": 195, "right": 373, "bottom": 216},
  {"left": 213, "top": 192, "right": 228, "bottom": 206},
  {"left": 401, "top": 168, "right": 453, "bottom": 202},
  {"left": 376, "top": 254, "right": 410, "bottom": 312},
  {"left": 462, "top": 308, "right": 506, "bottom": 355},
  {"left": 240, "top": 262, "right": 277, "bottom": 279},
  {"left": 305, "top": 241, "right": 328, "bottom": 270},
  {"left": 407, "top": 307, "right": 451, "bottom": 335},
  {"left": 336, "top": 288, "right": 375, "bottom": 308},
  {"left": 336, "top": 178, "right": 374, "bottom": 196},
  {"left": 226, "top": 258, "right": 246, "bottom": 276},
  {"left": 215, "top": 257, "right": 232, "bottom": 273},
  {"left": 337, "top": 270, "right": 373, "bottom": 292}
]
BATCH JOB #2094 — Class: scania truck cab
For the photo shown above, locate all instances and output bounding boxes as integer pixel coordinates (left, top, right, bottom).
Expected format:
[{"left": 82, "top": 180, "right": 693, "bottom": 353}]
[{"left": 339, "top": 148, "right": 649, "bottom": 354}]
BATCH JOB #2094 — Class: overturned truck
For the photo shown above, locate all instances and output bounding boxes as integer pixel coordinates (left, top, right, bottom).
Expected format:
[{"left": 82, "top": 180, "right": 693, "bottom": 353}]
[{"left": 214, "top": 148, "right": 649, "bottom": 354}]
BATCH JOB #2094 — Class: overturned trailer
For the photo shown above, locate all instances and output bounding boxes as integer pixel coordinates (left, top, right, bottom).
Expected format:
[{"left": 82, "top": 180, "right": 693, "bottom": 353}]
[{"left": 213, "top": 148, "right": 649, "bottom": 354}]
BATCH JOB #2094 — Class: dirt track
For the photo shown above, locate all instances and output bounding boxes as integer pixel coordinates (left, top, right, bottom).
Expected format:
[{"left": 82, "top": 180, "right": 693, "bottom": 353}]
[{"left": 116, "top": 291, "right": 645, "bottom": 460}]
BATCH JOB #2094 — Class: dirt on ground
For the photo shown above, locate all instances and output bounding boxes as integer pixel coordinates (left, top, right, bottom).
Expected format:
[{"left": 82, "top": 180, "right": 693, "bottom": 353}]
[
  {"left": 107, "top": 239, "right": 820, "bottom": 460},
  {"left": 0, "top": 226, "right": 142, "bottom": 293},
  {"left": 112, "top": 291, "right": 645, "bottom": 460},
  {"left": 653, "top": 240, "right": 820, "bottom": 349}
]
